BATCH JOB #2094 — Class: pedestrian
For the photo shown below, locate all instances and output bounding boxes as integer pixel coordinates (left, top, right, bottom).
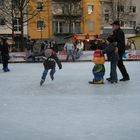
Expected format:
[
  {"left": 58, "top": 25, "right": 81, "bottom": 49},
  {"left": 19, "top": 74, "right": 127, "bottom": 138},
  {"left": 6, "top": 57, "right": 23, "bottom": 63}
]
[
  {"left": 64, "top": 40, "right": 75, "bottom": 62},
  {"left": 107, "top": 20, "right": 130, "bottom": 81},
  {"left": 102, "top": 38, "right": 119, "bottom": 83},
  {"left": 40, "top": 49, "right": 62, "bottom": 86},
  {"left": 25, "top": 37, "right": 32, "bottom": 58},
  {"left": 76, "top": 40, "right": 84, "bottom": 59},
  {"left": 0, "top": 38, "right": 10, "bottom": 72}
]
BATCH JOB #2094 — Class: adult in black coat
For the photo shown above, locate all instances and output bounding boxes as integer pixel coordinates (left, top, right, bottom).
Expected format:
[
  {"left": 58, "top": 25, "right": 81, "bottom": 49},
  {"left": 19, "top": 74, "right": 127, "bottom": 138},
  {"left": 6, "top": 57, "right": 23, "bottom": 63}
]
[
  {"left": 107, "top": 21, "right": 130, "bottom": 81},
  {"left": 0, "top": 38, "right": 10, "bottom": 72}
]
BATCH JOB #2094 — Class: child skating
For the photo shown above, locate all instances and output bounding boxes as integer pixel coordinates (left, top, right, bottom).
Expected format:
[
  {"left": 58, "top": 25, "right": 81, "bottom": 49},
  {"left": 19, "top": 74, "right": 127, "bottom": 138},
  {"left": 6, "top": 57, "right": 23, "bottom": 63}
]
[
  {"left": 102, "top": 38, "right": 119, "bottom": 83},
  {"left": 40, "top": 49, "right": 62, "bottom": 86}
]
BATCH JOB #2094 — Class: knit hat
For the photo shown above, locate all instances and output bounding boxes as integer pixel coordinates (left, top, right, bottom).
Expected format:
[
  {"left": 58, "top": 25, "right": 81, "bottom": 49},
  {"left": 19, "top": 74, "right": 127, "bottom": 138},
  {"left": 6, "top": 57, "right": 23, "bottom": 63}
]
[{"left": 44, "top": 49, "right": 52, "bottom": 58}]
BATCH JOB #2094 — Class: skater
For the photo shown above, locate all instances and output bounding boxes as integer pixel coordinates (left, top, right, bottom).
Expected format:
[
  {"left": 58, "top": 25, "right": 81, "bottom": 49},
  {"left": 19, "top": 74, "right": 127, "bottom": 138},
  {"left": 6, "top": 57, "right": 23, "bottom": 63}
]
[
  {"left": 107, "top": 20, "right": 130, "bottom": 81},
  {"left": 64, "top": 40, "right": 75, "bottom": 62},
  {"left": 89, "top": 49, "right": 105, "bottom": 84},
  {"left": 40, "top": 49, "right": 62, "bottom": 86},
  {"left": 0, "top": 38, "right": 10, "bottom": 72},
  {"left": 76, "top": 40, "right": 84, "bottom": 59},
  {"left": 102, "top": 38, "right": 119, "bottom": 83}
]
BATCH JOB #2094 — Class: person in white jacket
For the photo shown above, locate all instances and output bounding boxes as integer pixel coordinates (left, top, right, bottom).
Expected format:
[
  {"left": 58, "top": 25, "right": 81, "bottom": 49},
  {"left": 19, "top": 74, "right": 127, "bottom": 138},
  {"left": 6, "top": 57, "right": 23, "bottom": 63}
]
[
  {"left": 64, "top": 40, "right": 75, "bottom": 62},
  {"left": 76, "top": 40, "right": 84, "bottom": 59}
]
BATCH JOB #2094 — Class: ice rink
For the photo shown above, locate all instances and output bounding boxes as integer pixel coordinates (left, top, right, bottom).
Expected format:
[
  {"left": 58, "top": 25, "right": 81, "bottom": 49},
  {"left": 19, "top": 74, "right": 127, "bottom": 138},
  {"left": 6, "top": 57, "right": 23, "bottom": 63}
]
[{"left": 0, "top": 62, "right": 140, "bottom": 140}]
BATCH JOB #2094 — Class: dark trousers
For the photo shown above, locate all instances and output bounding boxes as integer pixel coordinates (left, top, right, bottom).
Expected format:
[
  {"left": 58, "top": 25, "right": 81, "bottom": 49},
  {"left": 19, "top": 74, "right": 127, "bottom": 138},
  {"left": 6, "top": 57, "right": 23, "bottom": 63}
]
[
  {"left": 41, "top": 68, "right": 56, "bottom": 80},
  {"left": 110, "top": 61, "right": 118, "bottom": 81},
  {"left": 118, "top": 52, "right": 129, "bottom": 78},
  {"left": 2, "top": 55, "right": 9, "bottom": 69}
]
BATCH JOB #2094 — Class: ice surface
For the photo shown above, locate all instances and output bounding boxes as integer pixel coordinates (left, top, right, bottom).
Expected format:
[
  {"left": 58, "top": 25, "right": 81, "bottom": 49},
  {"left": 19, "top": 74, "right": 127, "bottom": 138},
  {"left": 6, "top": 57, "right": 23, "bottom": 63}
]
[{"left": 0, "top": 62, "right": 140, "bottom": 140}]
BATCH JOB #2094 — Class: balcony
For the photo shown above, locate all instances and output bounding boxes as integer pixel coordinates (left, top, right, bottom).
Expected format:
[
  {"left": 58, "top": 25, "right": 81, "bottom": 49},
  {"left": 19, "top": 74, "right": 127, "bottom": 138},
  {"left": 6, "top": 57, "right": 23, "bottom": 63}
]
[
  {"left": 52, "top": 1, "right": 82, "bottom": 18},
  {"left": 100, "top": 0, "right": 112, "bottom": 3},
  {"left": 52, "top": 0, "right": 81, "bottom": 2},
  {"left": 53, "top": 13, "right": 82, "bottom": 19},
  {"left": 53, "top": 21, "right": 81, "bottom": 35}
]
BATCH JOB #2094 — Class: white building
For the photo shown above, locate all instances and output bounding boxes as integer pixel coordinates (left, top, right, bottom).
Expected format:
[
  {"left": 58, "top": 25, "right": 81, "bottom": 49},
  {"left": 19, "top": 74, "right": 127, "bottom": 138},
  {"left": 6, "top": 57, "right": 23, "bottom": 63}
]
[
  {"left": 100, "top": 0, "right": 140, "bottom": 37},
  {"left": 0, "top": 0, "right": 27, "bottom": 38}
]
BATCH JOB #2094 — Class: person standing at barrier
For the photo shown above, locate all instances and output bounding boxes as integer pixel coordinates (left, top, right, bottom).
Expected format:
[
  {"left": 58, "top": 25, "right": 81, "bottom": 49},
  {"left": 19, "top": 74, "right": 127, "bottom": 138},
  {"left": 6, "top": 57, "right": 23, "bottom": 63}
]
[
  {"left": 107, "top": 20, "right": 130, "bottom": 81},
  {"left": 64, "top": 40, "right": 75, "bottom": 62},
  {"left": 76, "top": 40, "right": 84, "bottom": 59},
  {"left": 0, "top": 38, "right": 10, "bottom": 72}
]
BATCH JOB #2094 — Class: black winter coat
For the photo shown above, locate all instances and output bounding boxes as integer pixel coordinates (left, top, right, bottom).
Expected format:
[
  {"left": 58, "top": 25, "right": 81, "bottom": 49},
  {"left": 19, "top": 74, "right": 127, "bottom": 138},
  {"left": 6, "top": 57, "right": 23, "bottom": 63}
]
[
  {"left": 43, "top": 54, "right": 62, "bottom": 70},
  {"left": 107, "top": 28, "right": 125, "bottom": 54},
  {"left": 102, "top": 42, "right": 119, "bottom": 62},
  {"left": 0, "top": 43, "right": 10, "bottom": 60}
]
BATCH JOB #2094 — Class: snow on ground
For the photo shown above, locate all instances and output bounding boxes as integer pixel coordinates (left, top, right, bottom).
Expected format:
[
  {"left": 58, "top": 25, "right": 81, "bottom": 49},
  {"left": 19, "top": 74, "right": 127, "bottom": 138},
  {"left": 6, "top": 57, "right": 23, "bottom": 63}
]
[{"left": 0, "top": 62, "right": 140, "bottom": 140}]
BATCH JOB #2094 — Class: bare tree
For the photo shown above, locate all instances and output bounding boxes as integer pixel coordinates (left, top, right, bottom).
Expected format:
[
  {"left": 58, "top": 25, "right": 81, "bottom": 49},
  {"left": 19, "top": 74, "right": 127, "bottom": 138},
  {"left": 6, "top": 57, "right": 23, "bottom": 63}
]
[
  {"left": 110, "top": 0, "right": 133, "bottom": 25},
  {"left": 0, "top": 0, "right": 48, "bottom": 51}
]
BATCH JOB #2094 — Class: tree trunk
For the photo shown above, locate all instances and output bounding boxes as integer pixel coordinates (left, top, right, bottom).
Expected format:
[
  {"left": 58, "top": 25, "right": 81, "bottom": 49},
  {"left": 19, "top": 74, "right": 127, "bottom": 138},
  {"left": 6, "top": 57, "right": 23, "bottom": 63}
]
[
  {"left": 117, "top": 0, "right": 120, "bottom": 21},
  {"left": 20, "top": 10, "right": 24, "bottom": 51},
  {"left": 68, "top": 1, "right": 72, "bottom": 33},
  {"left": 12, "top": 2, "right": 14, "bottom": 48}
]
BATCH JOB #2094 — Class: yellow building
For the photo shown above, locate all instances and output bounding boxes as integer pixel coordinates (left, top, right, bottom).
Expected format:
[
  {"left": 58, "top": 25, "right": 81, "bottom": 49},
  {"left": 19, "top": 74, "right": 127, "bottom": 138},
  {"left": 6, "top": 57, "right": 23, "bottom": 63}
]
[
  {"left": 28, "top": 0, "right": 52, "bottom": 40},
  {"left": 28, "top": 0, "right": 101, "bottom": 40},
  {"left": 82, "top": 0, "right": 101, "bottom": 35}
]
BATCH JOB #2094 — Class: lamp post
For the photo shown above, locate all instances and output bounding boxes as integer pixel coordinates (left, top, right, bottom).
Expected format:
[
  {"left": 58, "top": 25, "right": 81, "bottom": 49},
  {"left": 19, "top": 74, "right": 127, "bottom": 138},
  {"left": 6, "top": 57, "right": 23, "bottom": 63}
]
[
  {"left": 41, "top": 26, "right": 43, "bottom": 42},
  {"left": 40, "top": 23, "right": 45, "bottom": 42}
]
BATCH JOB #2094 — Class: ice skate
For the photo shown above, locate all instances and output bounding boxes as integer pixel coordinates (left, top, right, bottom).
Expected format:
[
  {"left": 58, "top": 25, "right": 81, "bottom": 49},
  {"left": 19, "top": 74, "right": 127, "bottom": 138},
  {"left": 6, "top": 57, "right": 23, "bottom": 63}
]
[
  {"left": 50, "top": 73, "right": 54, "bottom": 80},
  {"left": 89, "top": 80, "right": 104, "bottom": 84},
  {"left": 40, "top": 79, "right": 45, "bottom": 86},
  {"left": 109, "top": 80, "right": 118, "bottom": 84},
  {"left": 106, "top": 77, "right": 111, "bottom": 81}
]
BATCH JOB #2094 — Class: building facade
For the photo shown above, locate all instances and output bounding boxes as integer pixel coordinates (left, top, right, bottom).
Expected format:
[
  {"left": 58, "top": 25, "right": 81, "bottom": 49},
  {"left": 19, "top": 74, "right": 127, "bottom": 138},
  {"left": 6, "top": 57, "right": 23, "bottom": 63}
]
[
  {"left": 28, "top": 0, "right": 101, "bottom": 41},
  {"left": 100, "top": 0, "right": 140, "bottom": 36},
  {"left": 0, "top": 0, "right": 28, "bottom": 51}
]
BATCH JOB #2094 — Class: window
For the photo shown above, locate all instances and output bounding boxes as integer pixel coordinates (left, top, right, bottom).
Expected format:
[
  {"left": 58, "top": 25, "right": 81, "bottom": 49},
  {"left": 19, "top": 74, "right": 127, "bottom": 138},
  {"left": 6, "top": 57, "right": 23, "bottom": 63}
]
[
  {"left": 88, "top": 5, "right": 94, "bottom": 14},
  {"left": 104, "top": 14, "right": 109, "bottom": 22},
  {"left": 52, "top": 3, "right": 63, "bottom": 15},
  {"left": 120, "top": 21, "right": 125, "bottom": 26},
  {"left": 53, "top": 21, "right": 81, "bottom": 34},
  {"left": 129, "top": 21, "right": 136, "bottom": 27},
  {"left": 37, "top": 20, "right": 45, "bottom": 30},
  {"left": 53, "top": 21, "right": 58, "bottom": 33},
  {"left": 12, "top": 0, "right": 18, "bottom": 6},
  {"left": 130, "top": 6, "right": 136, "bottom": 13},
  {"left": 88, "top": 21, "right": 94, "bottom": 32},
  {"left": 0, "top": 18, "right": 5, "bottom": 25},
  {"left": 37, "top": 2, "right": 44, "bottom": 11},
  {"left": 53, "top": 21, "right": 64, "bottom": 33},
  {"left": 117, "top": 5, "right": 124, "bottom": 12},
  {"left": 104, "top": 9, "right": 109, "bottom": 22},
  {"left": 75, "top": 22, "right": 81, "bottom": 33},
  {"left": 0, "top": 0, "right": 4, "bottom": 5},
  {"left": 13, "top": 18, "right": 21, "bottom": 31}
]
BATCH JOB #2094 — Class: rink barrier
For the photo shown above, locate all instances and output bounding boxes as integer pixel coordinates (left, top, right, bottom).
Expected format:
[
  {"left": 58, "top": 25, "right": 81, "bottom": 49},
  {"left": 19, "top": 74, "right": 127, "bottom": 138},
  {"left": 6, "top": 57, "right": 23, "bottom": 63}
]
[{"left": 8, "top": 50, "right": 140, "bottom": 63}]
